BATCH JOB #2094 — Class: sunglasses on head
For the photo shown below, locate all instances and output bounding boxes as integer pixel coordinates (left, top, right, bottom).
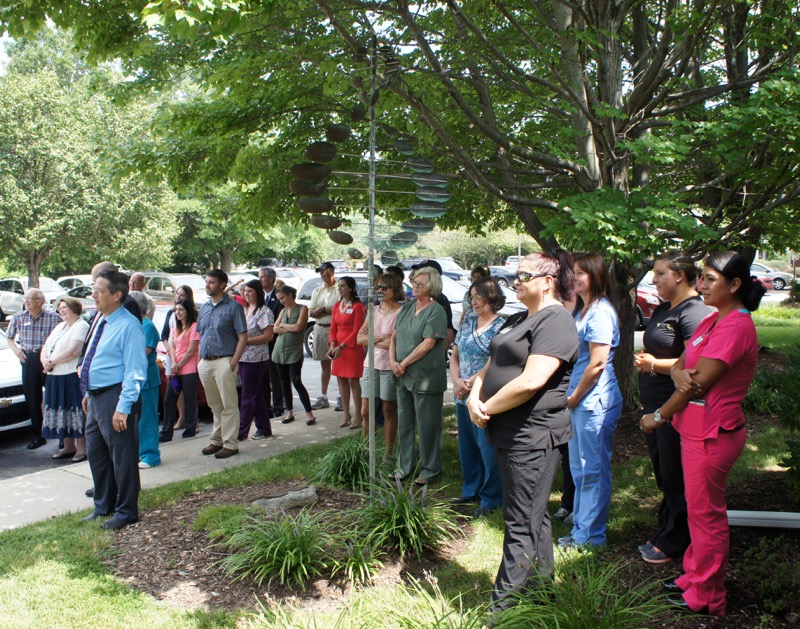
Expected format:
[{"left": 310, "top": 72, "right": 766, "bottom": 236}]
[{"left": 514, "top": 271, "right": 549, "bottom": 283}]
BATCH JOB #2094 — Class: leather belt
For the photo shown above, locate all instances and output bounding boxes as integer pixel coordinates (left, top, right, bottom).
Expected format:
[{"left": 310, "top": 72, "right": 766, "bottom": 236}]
[
  {"left": 25, "top": 348, "right": 42, "bottom": 353},
  {"left": 88, "top": 383, "right": 122, "bottom": 397},
  {"left": 203, "top": 355, "right": 231, "bottom": 361},
  {"left": 316, "top": 323, "right": 331, "bottom": 327}
]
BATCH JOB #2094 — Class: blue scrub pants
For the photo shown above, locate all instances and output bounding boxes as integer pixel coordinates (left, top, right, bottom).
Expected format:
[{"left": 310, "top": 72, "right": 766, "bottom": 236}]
[
  {"left": 569, "top": 395, "right": 621, "bottom": 546},
  {"left": 455, "top": 403, "right": 502, "bottom": 509},
  {"left": 139, "top": 385, "right": 161, "bottom": 467}
]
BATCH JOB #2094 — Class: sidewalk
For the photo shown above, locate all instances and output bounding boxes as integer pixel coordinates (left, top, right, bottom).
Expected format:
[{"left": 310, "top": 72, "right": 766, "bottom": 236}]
[{"left": 0, "top": 408, "right": 356, "bottom": 531}]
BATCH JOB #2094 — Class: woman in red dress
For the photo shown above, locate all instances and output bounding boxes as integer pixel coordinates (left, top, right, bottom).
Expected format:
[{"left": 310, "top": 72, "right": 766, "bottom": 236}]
[{"left": 329, "top": 277, "right": 366, "bottom": 428}]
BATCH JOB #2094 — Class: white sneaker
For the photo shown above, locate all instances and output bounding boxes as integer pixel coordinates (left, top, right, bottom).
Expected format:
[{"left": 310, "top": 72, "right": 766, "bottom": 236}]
[
  {"left": 311, "top": 395, "right": 330, "bottom": 410},
  {"left": 138, "top": 461, "right": 152, "bottom": 469}
]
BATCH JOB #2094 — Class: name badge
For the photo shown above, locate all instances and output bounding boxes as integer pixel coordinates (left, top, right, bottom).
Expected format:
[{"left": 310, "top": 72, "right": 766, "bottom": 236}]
[
  {"left": 24, "top": 321, "right": 32, "bottom": 326},
  {"left": 345, "top": 308, "right": 353, "bottom": 314},
  {"left": 692, "top": 335, "right": 704, "bottom": 347}
]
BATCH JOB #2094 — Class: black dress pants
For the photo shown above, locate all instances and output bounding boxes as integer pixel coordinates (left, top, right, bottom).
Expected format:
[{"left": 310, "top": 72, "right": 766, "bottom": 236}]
[
  {"left": 645, "top": 423, "right": 690, "bottom": 557},
  {"left": 262, "top": 348, "right": 284, "bottom": 414},
  {"left": 21, "top": 350, "right": 46, "bottom": 437},
  {"left": 85, "top": 385, "right": 140, "bottom": 522},
  {"left": 490, "top": 444, "right": 561, "bottom": 614}
]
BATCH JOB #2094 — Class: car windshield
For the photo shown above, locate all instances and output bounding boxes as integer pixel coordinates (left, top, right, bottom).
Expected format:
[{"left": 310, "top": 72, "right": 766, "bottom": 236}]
[{"left": 39, "top": 278, "right": 63, "bottom": 292}]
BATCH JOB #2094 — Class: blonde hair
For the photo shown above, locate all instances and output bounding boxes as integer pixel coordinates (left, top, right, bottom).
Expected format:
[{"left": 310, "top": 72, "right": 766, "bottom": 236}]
[{"left": 411, "top": 267, "right": 443, "bottom": 297}]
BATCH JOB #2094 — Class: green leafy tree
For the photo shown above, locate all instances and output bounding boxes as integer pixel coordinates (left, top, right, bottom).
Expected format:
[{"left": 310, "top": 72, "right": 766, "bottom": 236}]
[
  {"left": 5, "top": 3, "right": 799, "bottom": 406},
  {"left": 0, "top": 30, "right": 179, "bottom": 282}
]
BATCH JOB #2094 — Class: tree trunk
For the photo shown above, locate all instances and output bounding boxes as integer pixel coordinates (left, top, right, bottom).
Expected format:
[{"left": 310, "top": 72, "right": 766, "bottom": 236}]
[
  {"left": 609, "top": 262, "right": 638, "bottom": 412},
  {"left": 219, "top": 251, "right": 233, "bottom": 273},
  {"left": 25, "top": 250, "right": 49, "bottom": 289}
]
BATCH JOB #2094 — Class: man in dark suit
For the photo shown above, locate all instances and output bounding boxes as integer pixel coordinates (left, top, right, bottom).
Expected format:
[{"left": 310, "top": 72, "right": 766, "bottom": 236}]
[{"left": 259, "top": 267, "right": 285, "bottom": 417}]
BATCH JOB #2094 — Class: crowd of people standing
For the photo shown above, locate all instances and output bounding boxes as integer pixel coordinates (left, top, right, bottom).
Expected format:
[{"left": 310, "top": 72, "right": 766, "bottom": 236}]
[{"left": 4, "top": 249, "right": 766, "bottom": 618}]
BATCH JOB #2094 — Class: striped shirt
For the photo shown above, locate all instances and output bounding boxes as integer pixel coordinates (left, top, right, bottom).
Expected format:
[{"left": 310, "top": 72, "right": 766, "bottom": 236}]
[{"left": 7, "top": 309, "right": 62, "bottom": 351}]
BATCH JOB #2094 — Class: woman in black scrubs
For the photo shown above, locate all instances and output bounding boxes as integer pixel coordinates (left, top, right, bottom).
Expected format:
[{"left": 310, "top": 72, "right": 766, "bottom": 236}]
[
  {"left": 634, "top": 252, "right": 709, "bottom": 563},
  {"left": 467, "top": 250, "right": 579, "bottom": 615}
]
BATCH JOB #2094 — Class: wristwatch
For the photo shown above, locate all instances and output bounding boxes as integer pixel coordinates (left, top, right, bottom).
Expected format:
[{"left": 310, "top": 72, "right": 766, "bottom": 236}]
[{"left": 653, "top": 408, "right": 666, "bottom": 424}]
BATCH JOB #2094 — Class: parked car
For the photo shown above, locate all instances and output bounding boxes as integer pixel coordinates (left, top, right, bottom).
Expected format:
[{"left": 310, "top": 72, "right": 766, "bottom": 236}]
[
  {"left": 57, "top": 275, "right": 93, "bottom": 290},
  {"left": 751, "top": 262, "right": 792, "bottom": 290},
  {"left": 0, "top": 290, "right": 23, "bottom": 318},
  {"left": 0, "top": 328, "right": 29, "bottom": 433},
  {"left": 242, "top": 266, "right": 316, "bottom": 291},
  {"left": 0, "top": 277, "right": 65, "bottom": 313},
  {"left": 50, "top": 284, "right": 97, "bottom": 318},
  {"left": 399, "top": 258, "right": 471, "bottom": 282},
  {"left": 488, "top": 266, "right": 516, "bottom": 288},
  {"left": 504, "top": 255, "right": 522, "bottom": 269},
  {"left": 143, "top": 272, "right": 209, "bottom": 305},
  {"left": 752, "top": 272, "right": 775, "bottom": 291}
]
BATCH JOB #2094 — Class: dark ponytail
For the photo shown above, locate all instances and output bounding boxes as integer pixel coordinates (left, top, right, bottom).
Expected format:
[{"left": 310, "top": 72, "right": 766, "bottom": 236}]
[{"left": 703, "top": 251, "right": 766, "bottom": 312}]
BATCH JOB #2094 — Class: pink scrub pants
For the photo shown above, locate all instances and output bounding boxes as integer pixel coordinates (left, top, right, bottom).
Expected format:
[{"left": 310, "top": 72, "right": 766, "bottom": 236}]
[{"left": 675, "top": 428, "right": 746, "bottom": 616}]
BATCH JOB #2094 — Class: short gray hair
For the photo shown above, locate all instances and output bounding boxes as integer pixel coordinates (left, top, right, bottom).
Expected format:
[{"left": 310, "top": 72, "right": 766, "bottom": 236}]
[
  {"left": 260, "top": 267, "right": 276, "bottom": 279},
  {"left": 129, "top": 290, "right": 155, "bottom": 319},
  {"left": 411, "top": 267, "right": 442, "bottom": 298}
]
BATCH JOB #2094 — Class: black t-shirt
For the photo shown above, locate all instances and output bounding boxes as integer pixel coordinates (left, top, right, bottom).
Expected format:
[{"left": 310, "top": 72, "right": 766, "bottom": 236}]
[
  {"left": 638, "top": 296, "right": 710, "bottom": 412},
  {"left": 482, "top": 305, "right": 579, "bottom": 450},
  {"left": 435, "top": 293, "right": 454, "bottom": 331}
]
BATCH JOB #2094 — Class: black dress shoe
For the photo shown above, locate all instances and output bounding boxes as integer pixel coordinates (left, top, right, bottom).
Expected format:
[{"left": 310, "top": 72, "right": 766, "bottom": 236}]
[
  {"left": 100, "top": 516, "right": 138, "bottom": 530},
  {"left": 662, "top": 579, "right": 684, "bottom": 593},
  {"left": 158, "top": 435, "right": 172, "bottom": 443},
  {"left": 27, "top": 437, "right": 47, "bottom": 450},
  {"left": 85, "top": 487, "right": 94, "bottom": 498},
  {"left": 81, "top": 511, "right": 110, "bottom": 522},
  {"left": 666, "top": 594, "right": 708, "bottom": 614}
]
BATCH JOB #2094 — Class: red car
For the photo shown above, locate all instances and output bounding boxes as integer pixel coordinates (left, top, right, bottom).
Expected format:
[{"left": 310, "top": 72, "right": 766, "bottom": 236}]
[{"left": 636, "top": 284, "right": 663, "bottom": 329}]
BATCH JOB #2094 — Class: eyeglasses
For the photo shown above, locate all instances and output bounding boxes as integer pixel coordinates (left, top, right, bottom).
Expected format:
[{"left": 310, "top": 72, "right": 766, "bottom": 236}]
[
  {"left": 469, "top": 295, "right": 484, "bottom": 303},
  {"left": 411, "top": 280, "right": 427, "bottom": 289},
  {"left": 514, "top": 271, "right": 549, "bottom": 283},
  {"left": 375, "top": 285, "right": 389, "bottom": 291}
]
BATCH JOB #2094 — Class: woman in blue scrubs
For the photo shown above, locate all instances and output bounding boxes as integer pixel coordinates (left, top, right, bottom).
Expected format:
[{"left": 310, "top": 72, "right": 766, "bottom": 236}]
[{"left": 561, "top": 252, "right": 622, "bottom": 548}]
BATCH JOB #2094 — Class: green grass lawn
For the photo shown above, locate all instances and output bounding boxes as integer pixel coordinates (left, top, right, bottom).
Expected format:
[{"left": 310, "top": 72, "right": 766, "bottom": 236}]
[{"left": 0, "top": 412, "right": 794, "bottom": 628}]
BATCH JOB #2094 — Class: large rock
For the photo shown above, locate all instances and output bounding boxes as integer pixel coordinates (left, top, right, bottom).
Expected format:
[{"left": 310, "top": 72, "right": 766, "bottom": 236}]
[{"left": 251, "top": 486, "right": 319, "bottom": 515}]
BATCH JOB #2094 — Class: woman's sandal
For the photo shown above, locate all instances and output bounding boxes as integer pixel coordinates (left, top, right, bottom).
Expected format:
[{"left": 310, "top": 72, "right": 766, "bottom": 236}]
[
  {"left": 71, "top": 453, "right": 88, "bottom": 463},
  {"left": 338, "top": 419, "right": 351, "bottom": 428},
  {"left": 349, "top": 422, "right": 363, "bottom": 430},
  {"left": 306, "top": 416, "right": 317, "bottom": 426},
  {"left": 52, "top": 450, "right": 77, "bottom": 460}
]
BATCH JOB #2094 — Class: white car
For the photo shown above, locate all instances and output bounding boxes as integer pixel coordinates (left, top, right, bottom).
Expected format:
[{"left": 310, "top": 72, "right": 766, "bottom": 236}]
[
  {"left": 750, "top": 263, "right": 793, "bottom": 291},
  {"left": 57, "top": 275, "right": 93, "bottom": 290},
  {"left": 50, "top": 284, "right": 97, "bottom": 317},
  {"left": 241, "top": 266, "right": 316, "bottom": 291},
  {"left": 0, "top": 329, "right": 29, "bottom": 433},
  {"left": 505, "top": 255, "right": 522, "bottom": 270},
  {"left": 0, "top": 277, "right": 65, "bottom": 315}
]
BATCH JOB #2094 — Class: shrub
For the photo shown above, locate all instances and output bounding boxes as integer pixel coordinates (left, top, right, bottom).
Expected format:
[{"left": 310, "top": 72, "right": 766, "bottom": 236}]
[
  {"left": 490, "top": 555, "right": 672, "bottom": 628},
  {"left": 220, "top": 509, "right": 331, "bottom": 590},
  {"left": 314, "top": 436, "right": 377, "bottom": 491},
  {"left": 741, "top": 535, "right": 800, "bottom": 614},
  {"left": 329, "top": 538, "right": 384, "bottom": 586},
  {"left": 359, "top": 476, "right": 462, "bottom": 558}
]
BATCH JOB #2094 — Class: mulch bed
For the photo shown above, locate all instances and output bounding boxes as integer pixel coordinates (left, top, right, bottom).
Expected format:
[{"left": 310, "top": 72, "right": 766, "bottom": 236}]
[{"left": 106, "top": 357, "right": 800, "bottom": 626}]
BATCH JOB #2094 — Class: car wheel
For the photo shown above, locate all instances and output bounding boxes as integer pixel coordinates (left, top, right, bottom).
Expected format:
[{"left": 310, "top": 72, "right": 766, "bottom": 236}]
[
  {"left": 304, "top": 324, "right": 315, "bottom": 358},
  {"left": 774, "top": 278, "right": 786, "bottom": 291},
  {"left": 496, "top": 277, "right": 509, "bottom": 288}
]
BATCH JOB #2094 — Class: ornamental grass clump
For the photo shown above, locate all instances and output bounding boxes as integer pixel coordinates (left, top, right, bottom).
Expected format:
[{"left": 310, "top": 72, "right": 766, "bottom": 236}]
[
  {"left": 314, "top": 436, "right": 376, "bottom": 490},
  {"left": 220, "top": 508, "right": 331, "bottom": 590},
  {"left": 490, "top": 555, "right": 672, "bottom": 629},
  {"left": 360, "top": 476, "right": 462, "bottom": 558}
]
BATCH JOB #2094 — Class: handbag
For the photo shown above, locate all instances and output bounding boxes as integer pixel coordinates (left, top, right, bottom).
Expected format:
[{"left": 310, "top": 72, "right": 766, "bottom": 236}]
[{"left": 168, "top": 374, "right": 182, "bottom": 395}]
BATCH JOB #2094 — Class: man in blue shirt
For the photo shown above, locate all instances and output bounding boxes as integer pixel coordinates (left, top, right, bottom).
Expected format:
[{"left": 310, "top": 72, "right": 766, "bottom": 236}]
[
  {"left": 197, "top": 269, "right": 248, "bottom": 459},
  {"left": 81, "top": 270, "right": 147, "bottom": 530}
]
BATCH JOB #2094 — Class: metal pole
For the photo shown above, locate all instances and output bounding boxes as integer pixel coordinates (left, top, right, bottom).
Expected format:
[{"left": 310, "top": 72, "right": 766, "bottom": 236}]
[{"left": 367, "top": 36, "right": 377, "bottom": 496}]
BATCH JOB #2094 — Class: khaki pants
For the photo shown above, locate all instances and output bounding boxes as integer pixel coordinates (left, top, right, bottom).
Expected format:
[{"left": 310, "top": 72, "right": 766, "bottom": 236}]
[{"left": 198, "top": 358, "right": 240, "bottom": 451}]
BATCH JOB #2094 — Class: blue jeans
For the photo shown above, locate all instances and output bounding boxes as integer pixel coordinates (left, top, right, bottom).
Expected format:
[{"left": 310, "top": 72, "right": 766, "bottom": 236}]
[
  {"left": 456, "top": 403, "right": 502, "bottom": 509},
  {"left": 569, "top": 395, "right": 622, "bottom": 546}
]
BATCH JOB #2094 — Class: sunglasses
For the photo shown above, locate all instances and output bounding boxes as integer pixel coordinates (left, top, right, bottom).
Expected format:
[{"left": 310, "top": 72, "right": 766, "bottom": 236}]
[
  {"left": 375, "top": 285, "right": 389, "bottom": 291},
  {"left": 514, "top": 271, "right": 549, "bottom": 283}
]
